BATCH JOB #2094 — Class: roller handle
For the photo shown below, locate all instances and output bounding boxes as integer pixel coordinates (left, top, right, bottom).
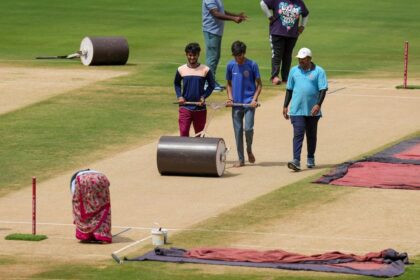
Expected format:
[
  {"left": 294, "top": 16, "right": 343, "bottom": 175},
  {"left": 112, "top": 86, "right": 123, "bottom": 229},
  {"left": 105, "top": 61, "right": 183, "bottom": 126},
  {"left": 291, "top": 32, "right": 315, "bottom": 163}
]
[
  {"left": 227, "top": 103, "right": 261, "bottom": 108},
  {"left": 36, "top": 52, "right": 81, "bottom": 60},
  {"left": 173, "top": 101, "right": 205, "bottom": 106},
  {"left": 36, "top": 55, "right": 69, "bottom": 59}
]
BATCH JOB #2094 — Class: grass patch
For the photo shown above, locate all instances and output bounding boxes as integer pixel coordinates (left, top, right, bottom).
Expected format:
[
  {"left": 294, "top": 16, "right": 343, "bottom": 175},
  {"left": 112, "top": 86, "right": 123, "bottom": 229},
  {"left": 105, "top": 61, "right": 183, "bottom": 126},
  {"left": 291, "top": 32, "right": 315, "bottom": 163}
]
[
  {"left": 1, "top": 0, "right": 420, "bottom": 195},
  {"left": 0, "top": 256, "right": 15, "bottom": 265},
  {"left": 5, "top": 233, "right": 47, "bottom": 241},
  {"left": 396, "top": 85, "right": 420, "bottom": 90}
]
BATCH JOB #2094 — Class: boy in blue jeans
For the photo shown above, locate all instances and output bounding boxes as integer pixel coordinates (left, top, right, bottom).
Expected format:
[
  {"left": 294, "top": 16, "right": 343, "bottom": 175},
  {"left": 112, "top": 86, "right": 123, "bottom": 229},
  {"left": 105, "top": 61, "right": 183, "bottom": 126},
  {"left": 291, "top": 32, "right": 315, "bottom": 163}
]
[{"left": 226, "top": 41, "right": 262, "bottom": 167}]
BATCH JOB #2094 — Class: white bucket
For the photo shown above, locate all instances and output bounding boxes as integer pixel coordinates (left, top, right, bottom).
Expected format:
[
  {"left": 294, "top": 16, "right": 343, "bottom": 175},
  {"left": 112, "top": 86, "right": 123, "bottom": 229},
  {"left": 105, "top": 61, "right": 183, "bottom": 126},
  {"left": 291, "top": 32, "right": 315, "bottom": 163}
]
[{"left": 151, "top": 228, "right": 166, "bottom": 246}]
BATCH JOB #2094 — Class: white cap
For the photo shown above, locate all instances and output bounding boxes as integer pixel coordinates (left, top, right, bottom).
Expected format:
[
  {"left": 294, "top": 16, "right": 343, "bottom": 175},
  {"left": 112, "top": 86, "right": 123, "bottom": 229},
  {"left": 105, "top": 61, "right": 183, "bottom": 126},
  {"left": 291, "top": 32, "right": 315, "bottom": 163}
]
[{"left": 296, "top": 47, "right": 312, "bottom": 58}]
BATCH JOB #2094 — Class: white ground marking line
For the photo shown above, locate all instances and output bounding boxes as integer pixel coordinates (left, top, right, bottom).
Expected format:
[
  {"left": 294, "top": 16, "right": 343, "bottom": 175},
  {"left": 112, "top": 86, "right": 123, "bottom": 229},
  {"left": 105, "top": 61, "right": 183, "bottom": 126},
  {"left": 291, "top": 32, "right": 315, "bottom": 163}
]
[
  {"left": 332, "top": 93, "right": 420, "bottom": 99},
  {"left": 1, "top": 220, "right": 419, "bottom": 244},
  {"left": 334, "top": 86, "right": 419, "bottom": 91},
  {"left": 113, "top": 235, "right": 152, "bottom": 255}
]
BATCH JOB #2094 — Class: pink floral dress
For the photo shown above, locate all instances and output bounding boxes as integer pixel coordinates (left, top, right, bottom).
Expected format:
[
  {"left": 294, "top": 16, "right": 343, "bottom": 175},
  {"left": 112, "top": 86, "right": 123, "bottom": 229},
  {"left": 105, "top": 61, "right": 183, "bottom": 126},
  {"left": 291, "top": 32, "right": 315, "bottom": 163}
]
[{"left": 72, "top": 172, "right": 112, "bottom": 243}]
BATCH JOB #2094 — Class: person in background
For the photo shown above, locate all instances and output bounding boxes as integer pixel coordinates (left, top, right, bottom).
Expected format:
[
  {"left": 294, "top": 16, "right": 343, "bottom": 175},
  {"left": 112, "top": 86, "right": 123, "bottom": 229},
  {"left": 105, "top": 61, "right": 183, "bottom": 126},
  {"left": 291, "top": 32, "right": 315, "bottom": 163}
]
[
  {"left": 174, "top": 42, "right": 215, "bottom": 137},
  {"left": 260, "top": 0, "right": 309, "bottom": 85},
  {"left": 71, "top": 169, "right": 112, "bottom": 243},
  {"left": 226, "top": 41, "right": 262, "bottom": 167},
  {"left": 202, "top": 0, "right": 248, "bottom": 92},
  {"left": 283, "top": 47, "right": 328, "bottom": 171}
]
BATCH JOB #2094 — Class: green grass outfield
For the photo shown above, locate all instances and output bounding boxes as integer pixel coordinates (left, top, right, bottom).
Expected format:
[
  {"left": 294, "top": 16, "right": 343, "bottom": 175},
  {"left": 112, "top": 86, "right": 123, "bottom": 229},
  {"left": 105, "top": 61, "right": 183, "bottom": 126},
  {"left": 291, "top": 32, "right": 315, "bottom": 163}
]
[
  {"left": 0, "top": 0, "right": 419, "bottom": 278},
  {"left": 0, "top": 0, "right": 419, "bottom": 195}
]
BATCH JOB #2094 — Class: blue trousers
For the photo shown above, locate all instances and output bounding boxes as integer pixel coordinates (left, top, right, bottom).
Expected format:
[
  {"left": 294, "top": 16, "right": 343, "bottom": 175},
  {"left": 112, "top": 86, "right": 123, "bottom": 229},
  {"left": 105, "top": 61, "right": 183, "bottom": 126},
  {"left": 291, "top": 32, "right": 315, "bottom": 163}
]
[
  {"left": 203, "top": 31, "right": 222, "bottom": 85},
  {"left": 232, "top": 107, "right": 255, "bottom": 163},
  {"left": 290, "top": 116, "right": 320, "bottom": 161}
]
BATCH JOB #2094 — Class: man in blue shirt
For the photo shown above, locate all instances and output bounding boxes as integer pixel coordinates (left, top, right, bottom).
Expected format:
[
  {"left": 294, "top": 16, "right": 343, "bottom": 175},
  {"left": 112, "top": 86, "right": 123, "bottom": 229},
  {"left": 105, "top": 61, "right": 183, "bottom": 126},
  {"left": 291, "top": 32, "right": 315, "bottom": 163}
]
[
  {"left": 202, "top": 0, "right": 247, "bottom": 92},
  {"left": 283, "top": 47, "right": 328, "bottom": 171},
  {"left": 226, "top": 41, "right": 262, "bottom": 167}
]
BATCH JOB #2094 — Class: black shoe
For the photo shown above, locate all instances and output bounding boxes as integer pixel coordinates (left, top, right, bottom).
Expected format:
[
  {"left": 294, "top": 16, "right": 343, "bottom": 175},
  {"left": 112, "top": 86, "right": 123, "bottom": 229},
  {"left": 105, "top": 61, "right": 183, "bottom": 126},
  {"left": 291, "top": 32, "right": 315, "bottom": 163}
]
[{"left": 287, "top": 160, "right": 301, "bottom": 171}]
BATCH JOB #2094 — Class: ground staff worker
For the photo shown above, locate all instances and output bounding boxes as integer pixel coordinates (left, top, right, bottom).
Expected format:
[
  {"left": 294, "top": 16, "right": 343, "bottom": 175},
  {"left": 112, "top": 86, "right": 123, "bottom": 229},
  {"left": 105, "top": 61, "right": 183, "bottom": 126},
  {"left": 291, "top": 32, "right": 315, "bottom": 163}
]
[{"left": 283, "top": 47, "right": 327, "bottom": 171}]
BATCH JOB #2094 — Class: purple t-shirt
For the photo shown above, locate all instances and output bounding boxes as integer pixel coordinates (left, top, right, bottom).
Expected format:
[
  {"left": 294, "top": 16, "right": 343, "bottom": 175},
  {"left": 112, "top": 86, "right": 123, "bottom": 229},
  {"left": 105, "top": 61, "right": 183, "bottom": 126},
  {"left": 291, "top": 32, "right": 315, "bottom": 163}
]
[{"left": 263, "top": 0, "right": 309, "bottom": 37}]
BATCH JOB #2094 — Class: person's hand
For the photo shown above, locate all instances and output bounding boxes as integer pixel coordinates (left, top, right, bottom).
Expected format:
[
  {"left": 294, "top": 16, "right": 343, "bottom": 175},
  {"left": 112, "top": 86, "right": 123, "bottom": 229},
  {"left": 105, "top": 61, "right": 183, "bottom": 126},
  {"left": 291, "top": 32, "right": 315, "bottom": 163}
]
[
  {"left": 233, "top": 12, "right": 247, "bottom": 23},
  {"left": 283, "top": 107, "right": 289, "bottom": 120},
  {"left": 233, "top": 16, "right": 243, "bottom": 23},
  {"left": 225, "top": 99, "right": 233, "bottom": 107},
  {"left": 178, "top": 97, "right": 186, "bottom": 105},
  {"left": 269, "top": 16, "right": 276, "bottom": 24},
  {"left": 239, "top": 12, "right": 248, "bottom": 20},
  {"left": 298, "top": 26, "right": 305, "bottom": 34},
  {"left": 250, "top": 100, "right": 258, "bottom": 108},
  {"left": 199, "top": 97, "right": 205, "bottom": 106},
  {"left": 311, "top": 104, "right": 320, "bottom": 116}
]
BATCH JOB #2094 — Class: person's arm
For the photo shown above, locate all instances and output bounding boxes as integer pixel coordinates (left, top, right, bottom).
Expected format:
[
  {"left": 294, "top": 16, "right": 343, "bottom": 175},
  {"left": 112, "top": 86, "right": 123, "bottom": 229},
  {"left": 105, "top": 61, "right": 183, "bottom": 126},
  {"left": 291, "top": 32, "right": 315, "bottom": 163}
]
[
  {"left": 203, "top": 69, "right": 215, "bottom": 99},
  {"left": 226, "top": 80, "right": 233, "bottom": 106},
  {"left": 210, "top": 8, "right": 247, "bottom": 23},
  {"left": 251, "top": 78, "right": 262, "bottom": 107},
  {"left": 310, "top": 89, "right": 327, "bottom": 116},
  {"left": 260, "top": 1, "right": 276, "bottom": 24},
  {"left": 311, "top": 67, "right": 328, "bottom": 115},
  {"left": 298, "top": 2, "right": 309, "bottom": 34},
  {"left": 283, "top": 89, "right": 293, "bottom": 119},
  {"left": 260, "top": 1, "right": 272, "bottom": 17},
  {"left": 225, "top": 64, "right": 233, "bottom": 106},
  {"left": 174, "top": 70, "right": 185, "bottom": 104},
  {"left": 298, "top": 15, "right": 309, "bottom": 34}
]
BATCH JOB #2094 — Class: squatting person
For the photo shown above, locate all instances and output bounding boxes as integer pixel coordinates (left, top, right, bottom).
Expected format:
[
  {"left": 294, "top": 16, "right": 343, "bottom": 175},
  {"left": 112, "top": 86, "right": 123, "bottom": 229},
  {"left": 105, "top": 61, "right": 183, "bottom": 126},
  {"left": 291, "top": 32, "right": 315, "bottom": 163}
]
[
  {"left": 174, "top": 42, "right": 215, "bottom": 137},
  {"left": 71, "top": 169, "right": 112, "bottom": 243},
  {"left": 226, "top": 41, "right": 262, "bottom": 167},
  {"left": 283, "top": 47, "right": 328, "bottom": 171}
]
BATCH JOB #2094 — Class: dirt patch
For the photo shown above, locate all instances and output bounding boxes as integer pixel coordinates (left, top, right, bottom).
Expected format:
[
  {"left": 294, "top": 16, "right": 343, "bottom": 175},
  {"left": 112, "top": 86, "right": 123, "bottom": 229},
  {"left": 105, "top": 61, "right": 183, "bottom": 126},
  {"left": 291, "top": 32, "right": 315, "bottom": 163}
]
[
  {"left": 0, "top": 77, "right": 419, "bottom": 274},
  {"left": 0, "top": 66, "right": 129, "bottom": 115}
]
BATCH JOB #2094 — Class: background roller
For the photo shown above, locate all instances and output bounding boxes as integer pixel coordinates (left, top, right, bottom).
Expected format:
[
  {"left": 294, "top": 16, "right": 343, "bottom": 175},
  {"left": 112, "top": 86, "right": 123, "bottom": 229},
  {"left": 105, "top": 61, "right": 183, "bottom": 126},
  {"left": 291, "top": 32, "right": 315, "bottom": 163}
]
[
  {"left": 79, "top": 36, "right": 129, "bottom": 66},
  {"left": 36, "top": 36, "right": 129, "bottom": 66},
  {"left": 157, "top": 136, "right": 226, "bottom": 177}
]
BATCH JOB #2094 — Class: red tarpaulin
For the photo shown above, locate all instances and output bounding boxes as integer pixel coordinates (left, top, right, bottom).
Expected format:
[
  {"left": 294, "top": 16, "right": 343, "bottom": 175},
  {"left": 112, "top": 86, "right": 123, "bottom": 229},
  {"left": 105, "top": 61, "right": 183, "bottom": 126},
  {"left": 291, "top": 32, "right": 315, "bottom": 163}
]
[
  {"left": 394, "top": 143, "right": 420, "bottom": 160},
  {"left": 330, "top": 162, "right": 420, "bottom": 190},
  {"left": 128, "top": 247, "right": 409, "bottom": 278}
]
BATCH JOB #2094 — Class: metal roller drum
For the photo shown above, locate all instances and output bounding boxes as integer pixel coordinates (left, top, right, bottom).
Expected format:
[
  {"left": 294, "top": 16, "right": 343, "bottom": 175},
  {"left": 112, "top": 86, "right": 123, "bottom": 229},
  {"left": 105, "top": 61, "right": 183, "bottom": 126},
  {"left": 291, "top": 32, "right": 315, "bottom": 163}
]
[
  {"left": 157, "top": 136, "right": 227, "bottom": 177},
  {"left": 80, "top": 36, "right": 129, "bottom": 66}
]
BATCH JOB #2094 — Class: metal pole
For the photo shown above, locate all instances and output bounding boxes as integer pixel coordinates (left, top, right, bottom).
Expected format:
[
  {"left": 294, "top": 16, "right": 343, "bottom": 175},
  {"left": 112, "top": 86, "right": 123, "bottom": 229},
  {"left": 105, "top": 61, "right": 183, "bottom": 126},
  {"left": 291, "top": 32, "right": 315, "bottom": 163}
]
[
  {"left": 32, "top": 177, "right": 36, "bottom": 235},
  {"left": 403, "top": 41, "right": 409, "bottom": 89}
]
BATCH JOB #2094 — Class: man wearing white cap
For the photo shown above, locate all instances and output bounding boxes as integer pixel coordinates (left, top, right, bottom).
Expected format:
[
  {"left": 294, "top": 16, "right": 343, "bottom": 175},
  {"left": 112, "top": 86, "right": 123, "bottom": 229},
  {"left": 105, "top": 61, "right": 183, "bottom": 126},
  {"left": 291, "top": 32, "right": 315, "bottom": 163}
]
[{"left": 283, "top": 47, "right": 328, "bottom": 171}]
